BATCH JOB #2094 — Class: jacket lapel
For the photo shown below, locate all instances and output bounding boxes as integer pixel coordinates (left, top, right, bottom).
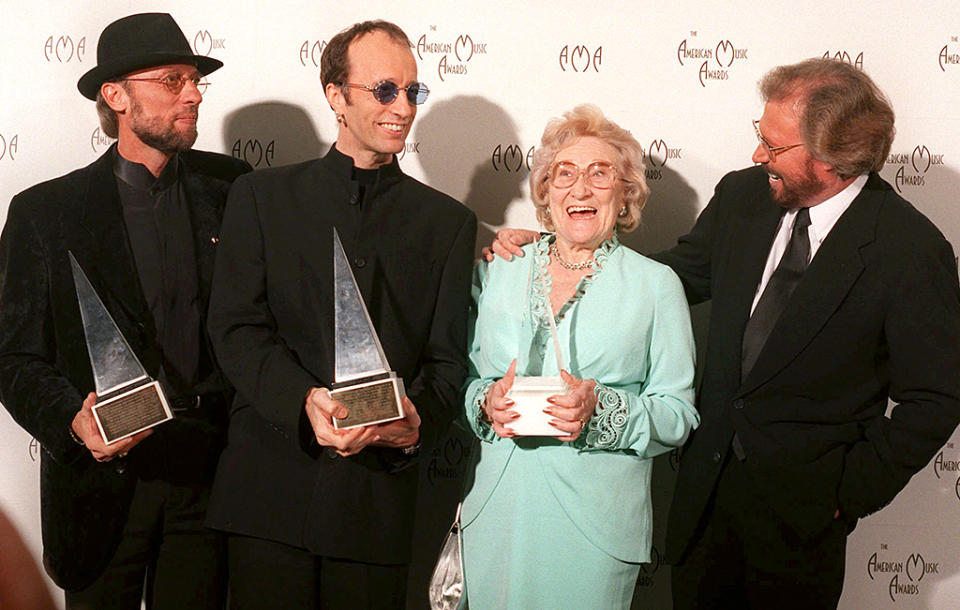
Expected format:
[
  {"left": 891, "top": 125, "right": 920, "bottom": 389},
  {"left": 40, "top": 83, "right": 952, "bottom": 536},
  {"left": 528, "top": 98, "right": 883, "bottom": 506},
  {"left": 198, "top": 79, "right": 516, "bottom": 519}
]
[
  {"left": 712, "top": 189, "right": 784, "bottom": 387},
  {"left": 75, "top": 147, "right": 147, "bottom": 324},
  {"left": 181, "top": 153, "right": 229, "bottom": 317},
  {"left": 738, "top": 175, "right": 881, "bottom": 394}
]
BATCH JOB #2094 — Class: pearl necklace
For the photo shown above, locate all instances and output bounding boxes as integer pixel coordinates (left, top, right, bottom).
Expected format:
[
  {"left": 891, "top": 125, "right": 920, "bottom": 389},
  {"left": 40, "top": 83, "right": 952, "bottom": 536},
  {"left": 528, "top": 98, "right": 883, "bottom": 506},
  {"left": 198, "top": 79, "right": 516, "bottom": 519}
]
[{"left": 551, "top": 243, "right": 594, "bottom": 270}]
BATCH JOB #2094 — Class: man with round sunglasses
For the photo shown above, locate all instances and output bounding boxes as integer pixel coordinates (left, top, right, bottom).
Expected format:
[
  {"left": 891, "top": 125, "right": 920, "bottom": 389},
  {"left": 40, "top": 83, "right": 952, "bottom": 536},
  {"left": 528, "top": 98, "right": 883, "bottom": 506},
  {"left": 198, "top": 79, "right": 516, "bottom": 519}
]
[
  {"left": 204, "top": 19, "right": 476, "bottom": 608},
  {"left": 0, "top": 11, "right": 251, "bottom": 610}
]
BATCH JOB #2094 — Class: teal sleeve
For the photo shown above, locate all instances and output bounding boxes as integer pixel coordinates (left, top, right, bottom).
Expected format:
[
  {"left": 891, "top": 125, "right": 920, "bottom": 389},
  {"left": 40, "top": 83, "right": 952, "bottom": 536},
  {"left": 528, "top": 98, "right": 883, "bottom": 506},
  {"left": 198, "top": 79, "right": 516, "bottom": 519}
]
[{"left": 581, "top": 270, "right": 699, "bottom": 455}]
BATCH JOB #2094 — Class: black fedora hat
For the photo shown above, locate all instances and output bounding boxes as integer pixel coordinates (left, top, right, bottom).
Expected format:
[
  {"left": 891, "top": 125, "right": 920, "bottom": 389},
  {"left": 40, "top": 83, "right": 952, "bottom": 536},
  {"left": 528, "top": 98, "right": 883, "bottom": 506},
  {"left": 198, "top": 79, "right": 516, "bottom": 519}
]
[{"left": 77, "top": 13, "right": 222, "bottom": 100}]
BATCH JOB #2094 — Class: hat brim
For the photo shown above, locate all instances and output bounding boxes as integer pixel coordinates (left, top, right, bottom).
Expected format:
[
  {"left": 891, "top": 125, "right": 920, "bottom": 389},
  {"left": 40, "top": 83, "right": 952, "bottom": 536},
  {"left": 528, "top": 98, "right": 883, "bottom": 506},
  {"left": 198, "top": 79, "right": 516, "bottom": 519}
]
[{"left": 78, "top": 53, "right": 223, "bottom": 100}]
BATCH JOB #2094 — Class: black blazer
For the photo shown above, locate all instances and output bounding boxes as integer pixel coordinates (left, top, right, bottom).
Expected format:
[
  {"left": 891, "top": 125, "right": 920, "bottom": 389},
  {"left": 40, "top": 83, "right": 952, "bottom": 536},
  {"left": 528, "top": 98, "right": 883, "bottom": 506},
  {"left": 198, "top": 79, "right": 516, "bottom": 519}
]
[
  {"left": 205, "top": 147, "right": 476, "bottom": 564},
  {"left": 659, "top": 167, "right": 960, "bottom": 563},
  {"left": 0, "top": 146, "right": 250, "bottom": 590}
]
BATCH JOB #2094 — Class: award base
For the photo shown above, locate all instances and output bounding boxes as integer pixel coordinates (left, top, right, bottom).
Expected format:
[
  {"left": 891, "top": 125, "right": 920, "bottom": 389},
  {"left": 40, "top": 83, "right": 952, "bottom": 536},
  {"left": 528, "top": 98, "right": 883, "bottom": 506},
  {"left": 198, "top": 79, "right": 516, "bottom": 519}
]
[
  {"left": 330, "top": 374, "right": 405, "bottom": 430},
  {"left": 504, "top": 376, "right": 569, "bottom": 436},
  {"left": 92, "top": 380, "right": 173, "bottom": 444}
]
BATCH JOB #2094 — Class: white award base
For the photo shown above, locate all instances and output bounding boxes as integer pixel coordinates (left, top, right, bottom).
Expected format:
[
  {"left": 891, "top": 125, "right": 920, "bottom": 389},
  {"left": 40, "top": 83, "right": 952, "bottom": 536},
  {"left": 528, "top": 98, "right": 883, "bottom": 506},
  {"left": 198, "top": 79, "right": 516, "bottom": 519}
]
[{"left": 503, "top": 376, "right": 569, "bottom": 436}]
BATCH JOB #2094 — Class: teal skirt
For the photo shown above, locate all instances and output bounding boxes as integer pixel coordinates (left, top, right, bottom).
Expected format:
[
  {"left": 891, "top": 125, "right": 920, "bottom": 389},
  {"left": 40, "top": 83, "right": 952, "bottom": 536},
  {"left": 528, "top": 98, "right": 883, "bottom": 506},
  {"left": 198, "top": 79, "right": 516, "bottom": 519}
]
[{"left": 461, "top": 445, "right": 640, "bottom": 609}]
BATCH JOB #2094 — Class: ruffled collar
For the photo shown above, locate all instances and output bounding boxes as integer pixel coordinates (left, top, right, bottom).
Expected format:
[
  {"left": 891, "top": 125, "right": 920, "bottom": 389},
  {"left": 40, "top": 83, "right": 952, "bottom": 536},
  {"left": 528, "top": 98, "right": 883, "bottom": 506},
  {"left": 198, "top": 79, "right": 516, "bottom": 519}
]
[{"left": 529, "top": 233, "right": 619, "bottom": 327}]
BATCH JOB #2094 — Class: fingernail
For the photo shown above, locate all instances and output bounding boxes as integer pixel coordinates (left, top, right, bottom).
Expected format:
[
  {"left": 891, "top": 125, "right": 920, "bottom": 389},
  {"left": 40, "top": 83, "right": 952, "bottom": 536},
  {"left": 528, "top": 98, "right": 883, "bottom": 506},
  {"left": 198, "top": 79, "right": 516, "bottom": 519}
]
[
  {"left": 542, "top": 408, "right": 552, "bottom": 415},
  {"left": 504, "top": 399, "right": 515, "bottom": 406},
  {"left": 509, "top": 412, "right": 521, "bottom": 420},
  {"left": 546, "top": 397, "right": 557, "bottom": 404}
]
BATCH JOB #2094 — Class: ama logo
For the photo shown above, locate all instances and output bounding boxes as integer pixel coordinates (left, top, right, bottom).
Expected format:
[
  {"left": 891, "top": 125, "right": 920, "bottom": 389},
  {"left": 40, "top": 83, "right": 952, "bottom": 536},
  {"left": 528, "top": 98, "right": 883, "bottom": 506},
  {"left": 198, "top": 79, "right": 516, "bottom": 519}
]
[
  {"left": 232, "top": 139, "right": 276, "bottom": 168},
  {"left": 44, "top": 35, "right": 86, "bottom": 62},
  {"left": 558, "top": 45, "right": 602, "bottom": 72},
  {"left": 491, "top": 145, "right": 534, "bottom": 172}
]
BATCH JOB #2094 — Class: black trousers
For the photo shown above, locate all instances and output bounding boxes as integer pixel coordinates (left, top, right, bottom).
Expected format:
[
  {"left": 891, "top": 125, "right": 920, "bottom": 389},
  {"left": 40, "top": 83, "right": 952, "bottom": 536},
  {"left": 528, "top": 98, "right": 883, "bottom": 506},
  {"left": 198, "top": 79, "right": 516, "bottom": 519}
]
[
  {"left": 671, "top": 453, "right": 848, "bottom": 610},
  {"left": 64, "top": 476, "right": 225, "bottom": 610},
  {"left": 65, "top": 416, "right": 226, "bottom": 610},
  {"left": 227, "top": 535, "right": 408, "bottom": 610}
]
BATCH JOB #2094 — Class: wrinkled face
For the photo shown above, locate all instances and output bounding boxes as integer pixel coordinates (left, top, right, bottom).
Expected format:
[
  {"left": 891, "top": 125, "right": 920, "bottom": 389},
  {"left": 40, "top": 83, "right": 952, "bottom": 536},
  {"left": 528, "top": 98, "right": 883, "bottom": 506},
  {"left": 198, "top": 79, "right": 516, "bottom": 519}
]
[
  {"left": 752, "top": 98, "right": 829, "bottom": 208},
  {"left": 547, "top": 136, "right": 622, "bottom": 250},
  {"left": 328, "top": 31, "right": 418, "bottom": 169},
  {"left": 122, "top": 63, "right": 202, "bottom": 153}
]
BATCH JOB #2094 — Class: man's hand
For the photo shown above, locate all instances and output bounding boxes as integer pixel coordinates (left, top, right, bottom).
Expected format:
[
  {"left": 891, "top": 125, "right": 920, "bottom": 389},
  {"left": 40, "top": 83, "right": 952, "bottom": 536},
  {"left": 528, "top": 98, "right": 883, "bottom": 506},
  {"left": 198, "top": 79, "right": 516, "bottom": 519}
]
[
  {"left": 304, "top": 387, "right": 379, "bottom": 457},
  {"left": 369, "top": 397, "right": 421, "bottom": 449},
  {"left": 72, "top": 392, "right": 151, "bottom": 462},
  {"left": 480, "top": 228, "right": 540, "bottom": 262}
]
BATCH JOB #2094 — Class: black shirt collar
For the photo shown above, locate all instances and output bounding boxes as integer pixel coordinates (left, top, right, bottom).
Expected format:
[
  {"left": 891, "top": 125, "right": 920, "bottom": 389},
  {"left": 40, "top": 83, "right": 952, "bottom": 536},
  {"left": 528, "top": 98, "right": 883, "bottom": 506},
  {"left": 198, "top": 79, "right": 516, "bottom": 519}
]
[
  {"left": 113, "top": 149, "right": 180, "bottom": 194},
  {"left": 322, "top": 144, "right": 403, "bottom": 189}
]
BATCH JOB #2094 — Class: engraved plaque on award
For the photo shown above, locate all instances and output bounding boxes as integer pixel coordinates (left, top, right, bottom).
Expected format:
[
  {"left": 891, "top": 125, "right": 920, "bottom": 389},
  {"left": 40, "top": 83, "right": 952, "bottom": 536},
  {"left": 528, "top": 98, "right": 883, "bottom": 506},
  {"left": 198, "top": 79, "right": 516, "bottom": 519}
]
[
  {"left": 70, "top": 252, "right": 172, "bottom": 444},
  {"left": 328, "top": 231, "right": 405, "bottom": 430},
  {"left": 503, "top": 301, "right": 570, "bottom": 436}
]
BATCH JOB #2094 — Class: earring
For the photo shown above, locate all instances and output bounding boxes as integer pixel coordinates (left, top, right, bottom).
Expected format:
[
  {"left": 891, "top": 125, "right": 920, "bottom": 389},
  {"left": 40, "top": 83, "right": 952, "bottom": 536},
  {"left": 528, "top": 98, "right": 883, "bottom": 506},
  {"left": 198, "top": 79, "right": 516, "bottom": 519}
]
[
  {"left": 618, "top": 206, "right": 628, "bottom": 217},
  {"left": 336, "top": 113, "right": 346, "bottom": 126}
]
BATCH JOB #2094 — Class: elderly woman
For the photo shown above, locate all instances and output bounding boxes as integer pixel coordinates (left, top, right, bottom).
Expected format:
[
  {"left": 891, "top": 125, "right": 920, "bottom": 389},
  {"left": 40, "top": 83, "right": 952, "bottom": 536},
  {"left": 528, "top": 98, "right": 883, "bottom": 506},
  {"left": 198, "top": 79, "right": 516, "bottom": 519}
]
[{"left": 459, "top": 105, "right": 699, "bottom": 608}]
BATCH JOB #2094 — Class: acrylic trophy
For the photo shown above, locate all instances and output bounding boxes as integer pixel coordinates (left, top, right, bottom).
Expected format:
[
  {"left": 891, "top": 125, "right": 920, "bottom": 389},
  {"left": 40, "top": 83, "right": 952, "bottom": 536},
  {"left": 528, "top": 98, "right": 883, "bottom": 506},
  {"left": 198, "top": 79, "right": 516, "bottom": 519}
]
[
  {"left": 503, "top": 302, "right": 570, "bottom": 436},
  {"left": 70, "top": 252, "right": 172, "bottom": 444},
  {"left": 328, "top": 230, "right": 405, "bottom": 430}
]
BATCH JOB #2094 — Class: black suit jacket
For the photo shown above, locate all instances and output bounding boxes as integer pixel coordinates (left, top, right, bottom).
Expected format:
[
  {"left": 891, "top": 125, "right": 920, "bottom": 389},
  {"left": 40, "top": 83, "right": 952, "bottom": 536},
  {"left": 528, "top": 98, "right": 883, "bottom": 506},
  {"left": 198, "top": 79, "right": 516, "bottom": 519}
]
[
  {"left": 205, "top": 146, "right": 476, "bottom": 564},
  {"left": 0, "top": 145, "right": 251, "bottom": 590},
  {"left": 659, "top": 167, "right": 960, "bottom": 563}
]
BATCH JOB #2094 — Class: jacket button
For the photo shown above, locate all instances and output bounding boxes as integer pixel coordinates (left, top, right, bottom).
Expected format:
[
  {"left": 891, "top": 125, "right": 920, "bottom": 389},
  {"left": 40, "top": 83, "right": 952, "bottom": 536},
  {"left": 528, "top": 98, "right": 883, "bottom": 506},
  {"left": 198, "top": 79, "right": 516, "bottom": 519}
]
[
  {"left": 354, "top": 257, "right": 366, "bottom": 268},
  {"left": 713, "top": 451, "right": 722, "bottom": 463},
  {"left": 733, "top": 399, "right": 744, "bottom": 410},
  {"left": 114, "top": 462, "right": 126, "bottom": 475},
  {"left": 349, "top": 193, "right": 360, "bottom": 205}
]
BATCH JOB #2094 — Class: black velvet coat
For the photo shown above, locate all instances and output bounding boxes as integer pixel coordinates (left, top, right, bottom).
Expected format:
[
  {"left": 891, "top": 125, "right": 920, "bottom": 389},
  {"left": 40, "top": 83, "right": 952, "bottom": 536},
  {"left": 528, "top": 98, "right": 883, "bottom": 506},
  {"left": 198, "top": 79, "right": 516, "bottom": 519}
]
[
  {"left": 657, "top": 167, "right": 960, "bottom": 563},
  {"left": 0, "top": 145, "right": 250, "bottom": 590}
]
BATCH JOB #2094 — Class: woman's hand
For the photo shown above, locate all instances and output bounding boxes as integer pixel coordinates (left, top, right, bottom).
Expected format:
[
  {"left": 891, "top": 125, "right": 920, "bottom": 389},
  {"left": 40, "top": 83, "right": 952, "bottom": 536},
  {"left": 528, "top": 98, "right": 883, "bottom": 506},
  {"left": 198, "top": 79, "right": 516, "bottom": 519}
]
[
  {"left": 545, "top": 370, "right": 597, "bottom": 442},
  {"left": 483, "top": 359, "right": 519, "bottom": 438}
]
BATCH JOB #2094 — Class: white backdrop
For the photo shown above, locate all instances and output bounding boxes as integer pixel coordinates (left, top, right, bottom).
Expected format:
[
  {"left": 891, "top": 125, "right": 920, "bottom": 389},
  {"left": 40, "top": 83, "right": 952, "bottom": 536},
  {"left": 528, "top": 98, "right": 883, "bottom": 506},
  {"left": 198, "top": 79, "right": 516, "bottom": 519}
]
[{"left": 2, "top": 1, "right": 960, "bottom": 607}]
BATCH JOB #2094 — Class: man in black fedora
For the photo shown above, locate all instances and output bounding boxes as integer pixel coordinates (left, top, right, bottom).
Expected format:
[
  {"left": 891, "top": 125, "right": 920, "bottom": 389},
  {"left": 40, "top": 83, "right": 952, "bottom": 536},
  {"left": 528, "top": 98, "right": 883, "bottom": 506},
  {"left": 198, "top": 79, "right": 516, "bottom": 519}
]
[{"left": 0, "top": 12, "right": 250, "bottom": 609}]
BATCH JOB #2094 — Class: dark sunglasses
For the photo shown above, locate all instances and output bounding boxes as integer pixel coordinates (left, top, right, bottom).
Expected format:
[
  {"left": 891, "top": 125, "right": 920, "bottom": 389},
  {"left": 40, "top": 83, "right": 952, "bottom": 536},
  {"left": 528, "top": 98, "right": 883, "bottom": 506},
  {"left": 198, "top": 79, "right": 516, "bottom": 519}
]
[{"left": 341, "top": 80, "right": 429, "bottom": 105}]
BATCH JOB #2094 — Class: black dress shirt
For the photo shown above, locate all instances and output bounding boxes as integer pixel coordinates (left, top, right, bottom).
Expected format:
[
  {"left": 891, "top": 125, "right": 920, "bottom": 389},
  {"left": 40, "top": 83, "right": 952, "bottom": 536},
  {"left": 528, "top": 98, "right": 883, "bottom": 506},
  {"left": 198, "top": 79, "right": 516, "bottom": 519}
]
[{"left": 114, "top": 151, "right": 200, "bottom": 397}]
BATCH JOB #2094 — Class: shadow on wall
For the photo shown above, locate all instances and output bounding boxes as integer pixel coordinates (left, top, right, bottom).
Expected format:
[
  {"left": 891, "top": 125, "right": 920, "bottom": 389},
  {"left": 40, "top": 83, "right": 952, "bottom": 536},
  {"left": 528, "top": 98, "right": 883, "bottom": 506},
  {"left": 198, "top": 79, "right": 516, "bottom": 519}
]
[
  {"left": 618, "top": 161, "right": 699, "bottom": 256},
  {"left": 414, "top": 95, "right": 526, "bottom": 255},
  {"left": 221, "top": 102, "right": 327, "bottom": 170}
]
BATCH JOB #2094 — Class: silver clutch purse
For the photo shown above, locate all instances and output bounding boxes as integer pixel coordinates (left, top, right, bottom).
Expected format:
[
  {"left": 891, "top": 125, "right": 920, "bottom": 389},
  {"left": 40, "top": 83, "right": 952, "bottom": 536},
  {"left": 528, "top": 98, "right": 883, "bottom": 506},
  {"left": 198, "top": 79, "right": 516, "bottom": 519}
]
[{"left": 428, "top": 502, "right": 464, "bottom": 609}]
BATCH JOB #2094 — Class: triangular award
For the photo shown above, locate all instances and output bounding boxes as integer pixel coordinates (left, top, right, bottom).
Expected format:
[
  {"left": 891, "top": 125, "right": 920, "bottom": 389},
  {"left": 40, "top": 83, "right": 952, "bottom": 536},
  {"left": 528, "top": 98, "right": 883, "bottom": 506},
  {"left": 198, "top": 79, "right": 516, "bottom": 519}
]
[
  {"left": 328, "top": 230, "right": 405, "bottom": 429},
  {"left": 503, "top": 274, "right": 569, "bottom": 436},
  {"left": 70, "top": 252, "right": 172, "bottom": 444}
]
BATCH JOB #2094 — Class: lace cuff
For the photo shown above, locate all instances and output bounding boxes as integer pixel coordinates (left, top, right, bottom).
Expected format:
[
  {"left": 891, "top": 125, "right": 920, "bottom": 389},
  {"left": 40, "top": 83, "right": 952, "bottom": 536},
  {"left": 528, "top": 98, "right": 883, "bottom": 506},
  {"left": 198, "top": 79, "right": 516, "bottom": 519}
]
[
  {"left": 583, "top": 382, "right": 629, "bottom": 450},
  {"left": 469, "top": 379, "right": 497, "bottom": 441}
]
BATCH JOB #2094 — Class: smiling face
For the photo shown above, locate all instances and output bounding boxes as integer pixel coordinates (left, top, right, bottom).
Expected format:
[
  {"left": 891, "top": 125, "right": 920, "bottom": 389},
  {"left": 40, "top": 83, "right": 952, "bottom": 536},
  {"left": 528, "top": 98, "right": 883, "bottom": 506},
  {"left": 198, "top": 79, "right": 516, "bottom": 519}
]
[
  {"left": 547, "top": 136, "right": 622, "bottom": 253},
  {"left": 752, "top": 97, "right": 837, "bottom": 208},
  {"left": 119, "top": 63, "right": 203, "bottom": 153},
  {"left": 326, "top": 31, "right": 418, "bottom": 169}
]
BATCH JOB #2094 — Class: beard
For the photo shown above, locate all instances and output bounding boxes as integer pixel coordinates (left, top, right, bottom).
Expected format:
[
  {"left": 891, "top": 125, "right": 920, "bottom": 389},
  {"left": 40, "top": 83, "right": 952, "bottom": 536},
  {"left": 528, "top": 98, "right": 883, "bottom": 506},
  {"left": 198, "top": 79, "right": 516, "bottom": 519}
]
[
  {"left": 768, "top": 157, "right": 825, "bottom": 208},
  {"left": 128, "top": 96, "right": 198, "bottom": 153}
]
